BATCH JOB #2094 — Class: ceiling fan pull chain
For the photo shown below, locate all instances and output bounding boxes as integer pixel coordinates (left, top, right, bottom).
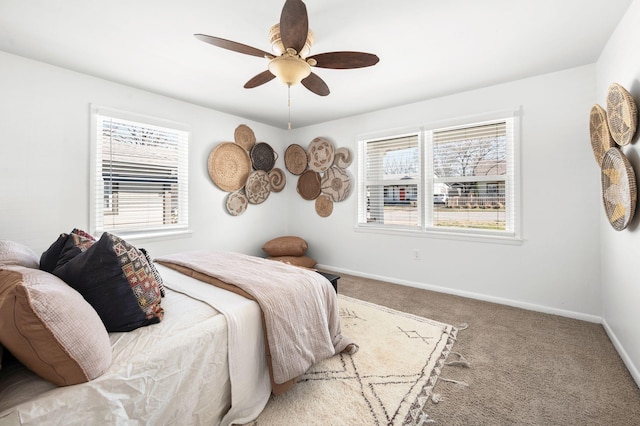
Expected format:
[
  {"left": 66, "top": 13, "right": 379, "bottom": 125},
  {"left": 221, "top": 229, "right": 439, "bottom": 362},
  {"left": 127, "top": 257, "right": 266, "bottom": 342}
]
[{"left": 288, "top": 85, "right": 292, "bottom": 130}]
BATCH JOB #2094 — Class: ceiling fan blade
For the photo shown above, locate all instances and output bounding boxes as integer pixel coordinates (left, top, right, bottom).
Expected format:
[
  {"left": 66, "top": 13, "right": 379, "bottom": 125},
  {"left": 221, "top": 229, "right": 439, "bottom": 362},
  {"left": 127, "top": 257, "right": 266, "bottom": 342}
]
[
  {"left": 307, "top": 51, "right": 380, "bottom": 69},
  {"left": 244, "top": 70, "right": 276, "bottom": 88},
  {"left": 301, "top": 72, "right": 330, "bottom": 96},
  {"left": 194, "top": 34, "right": 272, "bottom": 59},
  {"left": 279, "top": 0, "right": 309, "bottom": 54}
]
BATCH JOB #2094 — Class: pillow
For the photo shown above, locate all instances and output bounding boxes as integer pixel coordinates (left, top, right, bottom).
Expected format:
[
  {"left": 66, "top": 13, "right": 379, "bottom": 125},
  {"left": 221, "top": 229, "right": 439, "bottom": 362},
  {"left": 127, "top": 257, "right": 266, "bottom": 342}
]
[
  {"left": 0, "top": 266, "right": 112, "bottom": 386},
  {"left": 140, "top": 248, "right": 165, "bottom": 297},
  {"left": 39, "top": 233, "right": 69, "bottom": 272},
  {"left": 0, "top": 240, "right": 39, "bottom": 269},
  {"left": 53, "top": 232, "right": 164, "bottom": 332},
  {"left": 40, "top": 229, "right": 96, "bottom": 273},
  {"left": 268, "top": 255, "right": 317, "bottom": 268},
  {"left": 262, "top": 236, "right": 308, "bottom": 257}
]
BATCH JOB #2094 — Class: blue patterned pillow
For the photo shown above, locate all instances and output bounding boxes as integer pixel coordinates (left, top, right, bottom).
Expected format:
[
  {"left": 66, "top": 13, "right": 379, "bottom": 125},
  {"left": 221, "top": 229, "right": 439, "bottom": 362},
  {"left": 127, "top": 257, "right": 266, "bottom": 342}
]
[{"left": 53, "top": 232, "right": 163, "bottom": 332}]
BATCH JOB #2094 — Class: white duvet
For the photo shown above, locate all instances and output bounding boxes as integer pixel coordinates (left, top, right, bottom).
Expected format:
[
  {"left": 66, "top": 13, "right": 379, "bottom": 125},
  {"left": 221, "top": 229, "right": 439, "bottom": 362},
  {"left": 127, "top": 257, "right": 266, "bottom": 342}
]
[{"left": 0, "top": 264, "right": 271, "bottom": 426}]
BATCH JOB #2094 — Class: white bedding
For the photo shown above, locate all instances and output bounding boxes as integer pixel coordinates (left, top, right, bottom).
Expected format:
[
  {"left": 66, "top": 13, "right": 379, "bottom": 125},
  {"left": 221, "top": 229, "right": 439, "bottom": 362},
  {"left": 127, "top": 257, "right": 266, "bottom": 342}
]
[{"left": 0, "top": 264, "right": 271, "bottom": 426}]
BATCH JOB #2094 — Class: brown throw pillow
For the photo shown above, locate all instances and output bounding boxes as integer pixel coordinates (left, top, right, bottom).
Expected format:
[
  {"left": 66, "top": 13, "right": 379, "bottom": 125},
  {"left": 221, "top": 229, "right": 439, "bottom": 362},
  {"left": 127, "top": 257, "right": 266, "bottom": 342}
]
[
  {"left": 268, "top": 255, "right": 317, "bottom": 268},
  {"left": 0, "top": 266, "right": 112, "bottom": 386},
  {"left": 262, "top": 236, "right": 308, "bottom": 257}
]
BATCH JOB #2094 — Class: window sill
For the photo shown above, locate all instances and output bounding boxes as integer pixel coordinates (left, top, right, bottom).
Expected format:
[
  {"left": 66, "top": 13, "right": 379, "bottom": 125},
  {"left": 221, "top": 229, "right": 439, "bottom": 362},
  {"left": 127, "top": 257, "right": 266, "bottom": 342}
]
[
  {"left": 354, "top": 224, "right": 523, "bottom": 245},
  {"left": 97, "top": 229, "right": 193, "bottom": 244}
]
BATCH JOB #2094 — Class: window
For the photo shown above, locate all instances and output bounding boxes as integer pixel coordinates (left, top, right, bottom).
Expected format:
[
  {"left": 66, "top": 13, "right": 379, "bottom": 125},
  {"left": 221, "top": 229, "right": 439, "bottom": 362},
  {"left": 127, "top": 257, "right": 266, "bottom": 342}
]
[
  {"left": 90, "top": 106, "right": 189, "bottom": 237},
  {"left": 358, "top": 111, "right": 520, "bottom": 240}
]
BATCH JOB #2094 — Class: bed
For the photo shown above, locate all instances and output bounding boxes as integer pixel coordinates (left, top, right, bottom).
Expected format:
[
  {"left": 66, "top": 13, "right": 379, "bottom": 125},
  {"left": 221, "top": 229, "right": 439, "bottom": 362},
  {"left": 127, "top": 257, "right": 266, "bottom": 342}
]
[{"left": 0, "top": 236, "right": 352, "bottom": 425}]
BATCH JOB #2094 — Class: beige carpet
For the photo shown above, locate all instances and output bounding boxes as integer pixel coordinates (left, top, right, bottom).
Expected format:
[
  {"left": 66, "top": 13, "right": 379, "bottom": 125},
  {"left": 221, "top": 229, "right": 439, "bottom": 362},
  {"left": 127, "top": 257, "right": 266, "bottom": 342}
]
[
  {"left": 247, "top": 295, "right": 463, "bottom": 425},
  {"left": 337, "top": 272, "right": 640, "bottom": 425}
]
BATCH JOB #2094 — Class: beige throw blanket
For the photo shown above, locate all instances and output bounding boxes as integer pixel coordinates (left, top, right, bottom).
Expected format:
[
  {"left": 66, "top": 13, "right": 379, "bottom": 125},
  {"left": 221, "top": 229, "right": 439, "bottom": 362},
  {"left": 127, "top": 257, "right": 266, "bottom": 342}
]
[{"left": 155, "top": 250, "right": 356, "bottom": 385}]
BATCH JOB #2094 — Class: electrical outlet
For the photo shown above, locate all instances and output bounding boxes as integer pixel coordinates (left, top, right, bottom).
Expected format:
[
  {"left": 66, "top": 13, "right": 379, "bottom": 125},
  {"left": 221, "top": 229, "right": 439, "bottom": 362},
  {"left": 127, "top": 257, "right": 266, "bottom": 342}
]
[{"left": 413, "top": 249, "right": 420, "bottom": 260}]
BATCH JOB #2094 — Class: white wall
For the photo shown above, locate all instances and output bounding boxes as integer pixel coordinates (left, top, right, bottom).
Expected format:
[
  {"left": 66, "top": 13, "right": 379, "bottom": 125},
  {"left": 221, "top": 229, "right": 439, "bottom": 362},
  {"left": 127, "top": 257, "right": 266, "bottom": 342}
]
[
  {"left": 596, "top": 0, "right": 640, "bottom": 386},
  {"left": 287, "top": 65, "right": 602, "bottom": 321},
  {"left": 0, "top": 51, "right": 289, "bottom": 258}
]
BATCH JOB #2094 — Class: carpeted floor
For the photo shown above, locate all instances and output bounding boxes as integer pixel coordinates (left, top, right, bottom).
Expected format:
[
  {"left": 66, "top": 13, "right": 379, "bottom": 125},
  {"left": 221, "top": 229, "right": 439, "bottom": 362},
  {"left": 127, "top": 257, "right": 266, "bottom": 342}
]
[{"left": 335, "top": 272, "right": 640, "bottom": 425}]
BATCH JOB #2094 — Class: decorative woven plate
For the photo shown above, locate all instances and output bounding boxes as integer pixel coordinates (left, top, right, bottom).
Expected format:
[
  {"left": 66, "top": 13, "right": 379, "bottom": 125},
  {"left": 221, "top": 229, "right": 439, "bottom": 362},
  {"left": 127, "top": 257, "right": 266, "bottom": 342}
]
[
  {"left": 245, "top": 170, "right": 271, "bottom": 204},
  {"left": 307, "top": 137, "right": 335, "bottom": 172},
  {"left": 601, "top": 147, "right": 637, "bottom": 231},
  {"left": 285, "top": 144, "right": 307, "bottom": 175},
  {"left": 234, "top": 124, "right": 256, "bottom": 151},
  {"left": 296, "top": 170, "right": 321, "bottom": 200},
  {"left": 225, "top": 190, "right": 248, "bottom": 216},
  {"left": 606, "top": 83, "right": 638, "bottom": 146},
  {"left": 321, "top": 166, "right": 352, "bottom": 202},
  {"left": 207, "top": 142, "right": 252, "bottom": 192},
  {"left": 250, "top": 142, "right": 277, "bottom": 172},
  {"left": 315, "top": 194, "right": 333, "bottom": 217},
  {"left": 333, "top": 147, "right": 353, "bottom": 169},
  {"left": 589, "top": 104, "right": 616, "bottom": 167},
  {"left": 268, "top": 168, "right": 286, "bottom": 192}
]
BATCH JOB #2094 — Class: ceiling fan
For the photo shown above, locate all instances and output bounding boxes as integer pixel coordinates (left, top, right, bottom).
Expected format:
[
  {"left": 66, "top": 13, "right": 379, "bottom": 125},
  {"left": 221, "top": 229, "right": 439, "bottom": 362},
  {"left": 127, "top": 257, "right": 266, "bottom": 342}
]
[{"left": 194, "top": 0, "right": 379, "bottom": 97}]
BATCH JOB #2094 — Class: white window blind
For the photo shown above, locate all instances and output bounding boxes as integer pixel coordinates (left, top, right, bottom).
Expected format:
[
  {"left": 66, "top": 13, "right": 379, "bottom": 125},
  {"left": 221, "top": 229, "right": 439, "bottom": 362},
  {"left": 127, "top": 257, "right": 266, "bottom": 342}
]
[
  {"left": 91, "top": 107, "right": 189, "bottom": 236},
  {"left": 358, "top": 111, "right": 519, "bottom": 240},
  {"left": 427, "top": 119, "right": 515, "bottom": 233},
  {"left": 358, "top": 133, "right": 421, "bottom": 227}
]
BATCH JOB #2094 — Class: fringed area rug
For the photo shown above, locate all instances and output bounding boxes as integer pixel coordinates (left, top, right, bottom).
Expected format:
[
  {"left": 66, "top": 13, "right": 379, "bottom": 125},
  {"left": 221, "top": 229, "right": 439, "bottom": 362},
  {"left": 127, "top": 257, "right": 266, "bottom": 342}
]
[{"left": 247, "top": 295, "right": 460, "bottom": 425}]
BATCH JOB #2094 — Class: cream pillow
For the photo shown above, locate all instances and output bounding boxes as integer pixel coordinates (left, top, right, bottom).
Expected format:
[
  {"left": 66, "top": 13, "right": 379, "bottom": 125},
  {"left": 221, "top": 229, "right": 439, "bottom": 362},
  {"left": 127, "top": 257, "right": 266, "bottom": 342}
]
[
  {"left": 0, "top": 240, "right": 39, "bottom": 269},
  {"left": 0, "top": 266, "right": 112, "bottom": 386},
  {"left": 262, "top": 236, "right": 308, "bottom": 257}
]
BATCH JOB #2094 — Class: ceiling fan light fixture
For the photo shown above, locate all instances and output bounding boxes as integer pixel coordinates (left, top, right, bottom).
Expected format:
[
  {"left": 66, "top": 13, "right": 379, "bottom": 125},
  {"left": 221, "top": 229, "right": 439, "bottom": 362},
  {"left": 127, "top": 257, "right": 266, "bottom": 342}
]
[
  {"left": 269, "top": 23, "right": 314, "bottom": 57},
  {"left": 268, "top": 55, "right": 311, "bottom": 86}
]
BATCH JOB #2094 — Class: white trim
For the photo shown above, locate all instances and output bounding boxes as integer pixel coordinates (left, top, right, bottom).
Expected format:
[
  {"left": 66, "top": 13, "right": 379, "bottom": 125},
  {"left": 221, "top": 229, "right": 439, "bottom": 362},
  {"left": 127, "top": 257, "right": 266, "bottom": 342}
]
[
  {"left": 602, "top": 318, "right": 640, "bottom": 388},
  {"left": 318, "top": 264, "right": 600, "bottom": 323}
]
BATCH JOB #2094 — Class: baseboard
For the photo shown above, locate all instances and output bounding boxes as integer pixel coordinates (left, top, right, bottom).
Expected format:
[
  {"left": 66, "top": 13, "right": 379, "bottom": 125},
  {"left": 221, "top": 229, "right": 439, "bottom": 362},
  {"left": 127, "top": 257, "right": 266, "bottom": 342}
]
[
  {"left": 317, "top": 264, "right": 602, "bottom": 324},
  {"left": 602, "top": 318, "right": 640, "bottom": 388}
]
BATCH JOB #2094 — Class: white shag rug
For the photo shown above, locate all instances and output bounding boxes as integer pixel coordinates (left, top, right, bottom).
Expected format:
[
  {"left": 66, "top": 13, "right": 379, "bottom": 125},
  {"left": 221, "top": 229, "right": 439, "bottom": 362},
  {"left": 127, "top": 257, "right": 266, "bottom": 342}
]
[{"left": 247, "top": 295, "right": 459, "bottom": 425}]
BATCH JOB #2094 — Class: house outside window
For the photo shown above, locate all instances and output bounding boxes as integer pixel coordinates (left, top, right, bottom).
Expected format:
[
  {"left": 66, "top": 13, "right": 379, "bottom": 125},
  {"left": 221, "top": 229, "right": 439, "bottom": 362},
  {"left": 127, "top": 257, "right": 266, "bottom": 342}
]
[
  {"left": 358, "top": 110, "right": 520, "bottom": 241},
  {"left": 90, "top": 106, "right": 189, "bottom": 238}
]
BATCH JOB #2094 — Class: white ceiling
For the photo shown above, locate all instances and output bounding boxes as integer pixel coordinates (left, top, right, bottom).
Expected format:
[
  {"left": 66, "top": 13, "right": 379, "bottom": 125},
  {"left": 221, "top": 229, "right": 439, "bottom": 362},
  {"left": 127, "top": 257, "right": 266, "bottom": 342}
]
[{"left": 0, "top": 0, "right": 632, "bottom": 129}]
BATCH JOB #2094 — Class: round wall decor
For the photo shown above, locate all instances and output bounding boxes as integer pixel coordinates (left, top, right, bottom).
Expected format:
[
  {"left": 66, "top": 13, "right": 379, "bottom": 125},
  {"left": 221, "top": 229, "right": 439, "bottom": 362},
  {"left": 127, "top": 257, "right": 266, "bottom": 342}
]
[
  {"left": 601, "top": 147, "right": 637, "bottom": 231},
  {"left": 606, "top": 83, "right": 638, "bottom": 146},
  {"left": 589, "top": 104, "right": 616, "bottom": 167},
  {"left": 315, "top": 194, "right": 333, "bottom": 217},
  {"left": 285, "top": 144, "right": 307, "bottom": 175},
  {"left": 250, "top": 142, "right": 277, "bottom": 172},
  {"left": 225, "top": 190, "right": 248, "bottom": 216},
  {"left": 321, "top": 166, "right": 351, "bottom": 202},
  {"left": 207, "top": 142, "right": 252, "bottom": 192},
  {"left": 296, "top": 170, "right": 322, "bottom": 200},
  {"left": 234, "top": 124, "right": 256, "bottom": 151},
  {"left": 307, "top": 137, "right": 335, "bottom": 172},
  {"left": 268, "top": 168, "right": 286, "bottom": 192},
  {"left": 333, "top": 147, "right": 353, "bottom": 169},
  {"left": 245, "top": 170, "right": 271, "bottom": 204}
]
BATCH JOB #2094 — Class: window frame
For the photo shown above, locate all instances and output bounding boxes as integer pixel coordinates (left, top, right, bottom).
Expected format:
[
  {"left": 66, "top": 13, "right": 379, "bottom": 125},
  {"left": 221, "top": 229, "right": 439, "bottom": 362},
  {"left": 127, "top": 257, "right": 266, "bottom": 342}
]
[
  {"left": 89, "top": 105, "right": 190, "bottom": 241},
  {"left": 357, "top": 109, "right": 521, "bottom": 243}
]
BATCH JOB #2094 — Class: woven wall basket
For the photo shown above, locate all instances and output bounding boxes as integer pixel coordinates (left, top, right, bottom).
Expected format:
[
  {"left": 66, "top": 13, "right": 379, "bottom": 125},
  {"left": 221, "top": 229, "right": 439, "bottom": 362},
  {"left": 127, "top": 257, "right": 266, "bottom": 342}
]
[
  {"left": 296, "top": 170, "right": 321, "bottom": 200},
  {"left": 268, "top": 168, "right": 286, "bottom": 192},
  {"left": 601, "top": 147, "right": 637, "bottom": 231},
  {"left": 333, "top": 147, "right": 353, "bottom": 169},
  {"left": 307, "top": 137, "right": 335, "bottom": 172},
  {"left": 245, "top": 170, "right": 271, "bottom": 204},
  {"left": 250, "top": 142, "right": 277, "bottom": 172},
  {"left": 315, "top": 194, "right": 333, "bottom": 217},
  {"left": 234, "top": 124, "right": 256, "bottom": 151},
  {"left": 589, "top": 104, "right": 616, "bottom": 167},
  {"left": 606, "top": 83, "right": 638, "bottom": 146},
  {"left": 207, "top": 142, "right": 252, "bottom": 192},
  {"left": 321, "top": 166, "right": 352, "bottom": 202},
  {"left": 225, "top": 190, "right": 248, "bottom": 216},
  {"left": 285, "top": 144, "right": 307, "bottom": 175}
]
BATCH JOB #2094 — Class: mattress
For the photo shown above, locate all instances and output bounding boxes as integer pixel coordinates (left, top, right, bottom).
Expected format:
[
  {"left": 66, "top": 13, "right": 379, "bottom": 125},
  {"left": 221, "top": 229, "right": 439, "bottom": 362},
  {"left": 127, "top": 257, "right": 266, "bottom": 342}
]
[{"left": 0, "top": 264, "right": 270, "bottom": 425}]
